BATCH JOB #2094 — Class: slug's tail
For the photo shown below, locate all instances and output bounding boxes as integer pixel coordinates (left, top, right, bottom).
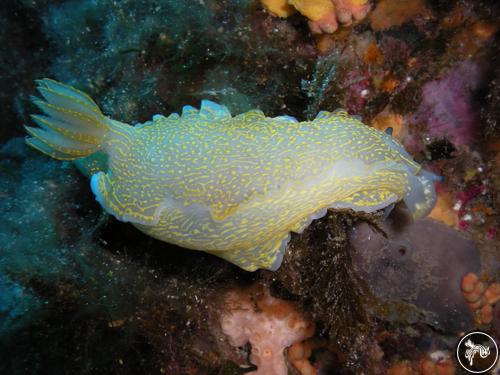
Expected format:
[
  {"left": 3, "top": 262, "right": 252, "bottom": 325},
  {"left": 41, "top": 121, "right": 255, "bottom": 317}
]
[{"left": 25, "top": 78, "right": 111, "bottom": 160}]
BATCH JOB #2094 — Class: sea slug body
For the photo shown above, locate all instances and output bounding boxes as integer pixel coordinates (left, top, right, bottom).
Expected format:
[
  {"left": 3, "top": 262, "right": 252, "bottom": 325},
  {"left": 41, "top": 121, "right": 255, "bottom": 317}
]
[{"left": 25, "top": 79, "right": 439, "bottom": 271}]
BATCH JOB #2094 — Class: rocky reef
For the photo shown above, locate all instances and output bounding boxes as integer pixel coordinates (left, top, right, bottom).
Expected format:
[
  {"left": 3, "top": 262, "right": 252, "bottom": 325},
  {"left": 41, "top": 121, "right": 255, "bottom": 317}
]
[{"left": 1, "top": 0, "right": 499, "bottom": 374}]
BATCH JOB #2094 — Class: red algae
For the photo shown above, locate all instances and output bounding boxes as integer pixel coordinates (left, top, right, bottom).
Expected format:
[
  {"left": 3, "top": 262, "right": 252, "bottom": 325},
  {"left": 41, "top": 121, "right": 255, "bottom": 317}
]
[{"left": 408, "top": 60, "right": 486, "bottom": 147}]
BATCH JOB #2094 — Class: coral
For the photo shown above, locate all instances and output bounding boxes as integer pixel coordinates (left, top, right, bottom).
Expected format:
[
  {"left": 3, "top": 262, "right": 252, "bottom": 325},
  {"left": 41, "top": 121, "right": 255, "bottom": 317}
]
[
  {"left": 261, "top": 0, "right": 371, "bottom": 34},
  {"left": 408, "top": 60, "right": 487, "bottom": 147},
  {"left": 461, "top": 272, "right": 500, "bottom": 325},
  {"left": 221, "top": 285, "right": 314, "bottom": 375}
]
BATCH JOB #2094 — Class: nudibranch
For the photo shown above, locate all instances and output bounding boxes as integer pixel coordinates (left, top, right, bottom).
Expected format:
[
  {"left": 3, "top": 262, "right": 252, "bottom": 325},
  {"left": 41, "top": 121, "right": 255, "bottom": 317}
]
[{"left": 25, "top": 79, "right": 439, "bottom": 271}]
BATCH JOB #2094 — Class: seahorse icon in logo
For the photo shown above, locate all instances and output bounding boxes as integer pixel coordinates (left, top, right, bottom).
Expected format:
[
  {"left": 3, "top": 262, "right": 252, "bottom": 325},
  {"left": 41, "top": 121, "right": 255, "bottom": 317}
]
[
  {"left": 464, "top": 339, "right": 491, "bottom": 366},
  {"left": 457, "top": 331, "right": 498, "bottom": 373}
]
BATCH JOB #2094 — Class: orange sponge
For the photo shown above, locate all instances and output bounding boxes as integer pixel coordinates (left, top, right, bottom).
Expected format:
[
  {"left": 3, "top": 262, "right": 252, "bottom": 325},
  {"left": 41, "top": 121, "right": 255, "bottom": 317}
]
[
  {"left": 461, "top": 272, "right": 500, "bottom": 325},
  {"left": 261, "top": 0, "right": 296, "bottom": 17},
  {"left": 261, "top": 0, "right": 371, "bottom": 34}
]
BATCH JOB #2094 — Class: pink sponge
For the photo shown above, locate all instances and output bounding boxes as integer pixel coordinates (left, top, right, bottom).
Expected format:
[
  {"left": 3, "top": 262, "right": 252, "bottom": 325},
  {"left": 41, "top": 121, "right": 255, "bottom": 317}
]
[{"left": 221, "top": 285, "right": 314, "bottom": 375}]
